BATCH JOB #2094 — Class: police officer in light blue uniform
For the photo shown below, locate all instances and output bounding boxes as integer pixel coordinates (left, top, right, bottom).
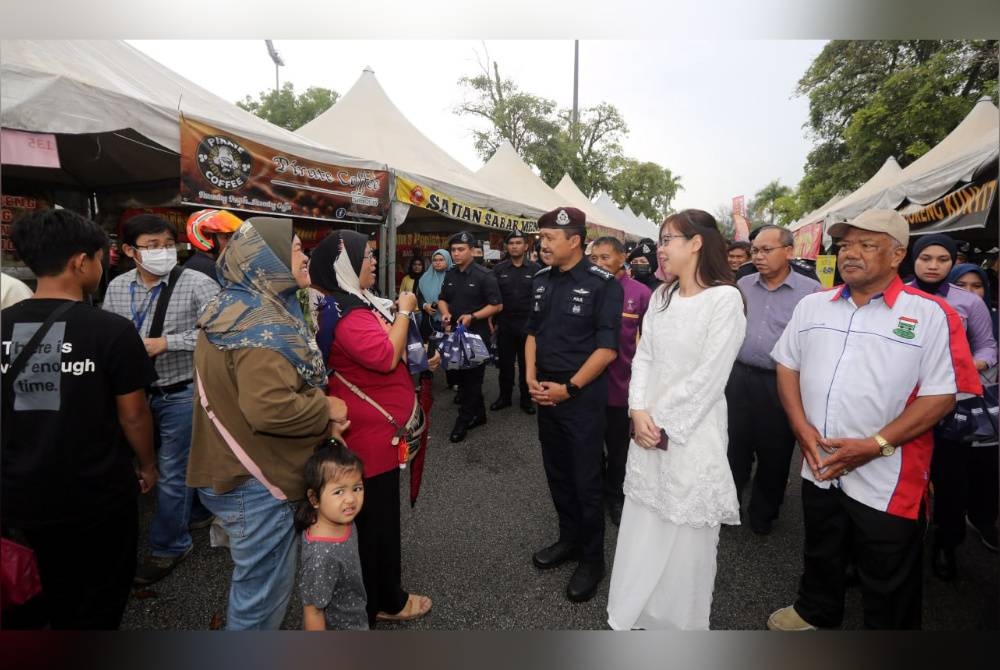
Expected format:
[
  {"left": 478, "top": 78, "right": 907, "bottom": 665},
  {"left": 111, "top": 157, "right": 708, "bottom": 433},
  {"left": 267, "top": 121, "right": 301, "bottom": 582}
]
[{"left": 525, "top": 207, "right": 623, "bottom": 603}]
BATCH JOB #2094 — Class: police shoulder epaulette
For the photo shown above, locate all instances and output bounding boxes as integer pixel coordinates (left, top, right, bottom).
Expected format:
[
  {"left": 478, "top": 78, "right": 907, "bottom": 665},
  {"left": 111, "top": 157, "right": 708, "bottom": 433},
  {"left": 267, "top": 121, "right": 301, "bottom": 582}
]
[
  {"left": 589, "top": 265, "right": 614, "bottom": 280},
  {"left": 534, "top": 266, "right": 552, "bottom": 277}
]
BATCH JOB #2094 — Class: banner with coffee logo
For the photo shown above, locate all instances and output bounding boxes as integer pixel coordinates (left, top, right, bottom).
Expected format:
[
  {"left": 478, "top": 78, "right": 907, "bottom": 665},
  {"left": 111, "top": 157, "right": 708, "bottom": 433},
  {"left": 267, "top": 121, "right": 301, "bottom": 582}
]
[{"left": 180, "top": 117, "right": 390, "bottom": 224}]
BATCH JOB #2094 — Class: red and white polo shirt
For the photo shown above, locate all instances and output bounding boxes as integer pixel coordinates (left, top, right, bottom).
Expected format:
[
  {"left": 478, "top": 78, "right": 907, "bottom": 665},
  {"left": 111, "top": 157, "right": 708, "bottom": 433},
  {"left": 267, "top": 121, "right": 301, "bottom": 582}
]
[{"left": 771, "top": 276, "right": 981, "bottom": 519}]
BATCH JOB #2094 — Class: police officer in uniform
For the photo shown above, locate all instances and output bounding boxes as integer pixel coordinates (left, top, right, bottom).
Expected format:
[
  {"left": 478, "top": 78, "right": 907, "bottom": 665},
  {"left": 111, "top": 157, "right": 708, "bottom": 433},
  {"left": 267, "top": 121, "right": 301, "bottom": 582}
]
[
  {"left": 438, "top": 231, "right": 503, "bottom": 443},
  {"left": 490, "top": 227, "right": 541, "bottom": 414},
  {"left": 526, "top": 207, "right": 624, "bottom": 603}
]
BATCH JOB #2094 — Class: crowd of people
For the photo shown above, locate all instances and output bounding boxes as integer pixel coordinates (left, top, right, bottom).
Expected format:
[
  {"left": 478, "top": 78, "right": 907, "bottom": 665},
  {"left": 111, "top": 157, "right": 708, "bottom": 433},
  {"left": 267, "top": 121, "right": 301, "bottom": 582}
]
[{"left": 1, "top": 201, "right": 997, "bottom": 632}]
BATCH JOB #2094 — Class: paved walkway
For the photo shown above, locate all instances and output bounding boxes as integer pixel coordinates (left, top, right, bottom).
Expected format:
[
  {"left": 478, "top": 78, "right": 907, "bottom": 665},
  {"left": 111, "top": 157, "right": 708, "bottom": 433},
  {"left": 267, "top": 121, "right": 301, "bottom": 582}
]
[{"left": 122, "top": 366, "right": 999, "bottom": 630}]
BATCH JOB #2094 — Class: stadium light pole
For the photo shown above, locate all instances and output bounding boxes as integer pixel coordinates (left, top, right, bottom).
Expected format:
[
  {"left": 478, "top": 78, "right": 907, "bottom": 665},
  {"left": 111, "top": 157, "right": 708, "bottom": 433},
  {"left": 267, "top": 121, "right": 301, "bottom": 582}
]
[{"left": 265, "top": 40, "right": 285, "bottom": 91}]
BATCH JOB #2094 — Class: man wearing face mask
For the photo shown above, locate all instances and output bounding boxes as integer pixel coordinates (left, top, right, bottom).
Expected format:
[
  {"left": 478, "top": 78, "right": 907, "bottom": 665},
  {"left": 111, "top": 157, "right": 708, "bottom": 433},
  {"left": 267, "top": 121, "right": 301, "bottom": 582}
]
[
  {"left": 626, "top": 238, "right": 661, "bottom": 291},
  {"left": 103, "top": 214, "right": 220, "bottom": 586}
]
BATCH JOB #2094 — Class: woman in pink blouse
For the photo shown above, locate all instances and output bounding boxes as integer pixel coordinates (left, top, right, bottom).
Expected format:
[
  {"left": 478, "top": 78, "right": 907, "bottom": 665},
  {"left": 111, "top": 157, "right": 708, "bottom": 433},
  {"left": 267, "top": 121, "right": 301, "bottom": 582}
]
[{"left": 309, "top": 230, "right": 435, "bottom": 627}]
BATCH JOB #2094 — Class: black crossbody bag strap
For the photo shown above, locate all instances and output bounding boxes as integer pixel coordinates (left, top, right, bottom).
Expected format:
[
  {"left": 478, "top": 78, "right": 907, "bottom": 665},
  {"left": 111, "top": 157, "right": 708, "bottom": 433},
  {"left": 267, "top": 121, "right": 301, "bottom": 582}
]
[
  {"left": 147, "top": 266, "right": 184, "bottom": 340},
  {"left": 2, "top": 301, "right": 77, "bottom": 450}
]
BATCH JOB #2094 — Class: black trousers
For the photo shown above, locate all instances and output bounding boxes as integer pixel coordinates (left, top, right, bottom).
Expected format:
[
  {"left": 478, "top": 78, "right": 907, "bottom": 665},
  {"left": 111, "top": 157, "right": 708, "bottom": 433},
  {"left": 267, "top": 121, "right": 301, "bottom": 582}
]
[
  {"left": 725, "top": 362, "right": 797, "bottom": 524},
  {"left": 454, "top": 364, "right": 487, "bottom": 426},
  {"left": 931, "top": 436, "right": 999, "bottom": 549},
  {"left": 355, "top": 467, "right": 408, "bottom": 627},
  {"left": 495, "top": 321, "right": 529, "bottom": 402},
  {"left": 538, "top": 373, "right": 607, "bottom": 564},
  {"left": 603, "top": 405, "right": 630, "bottom": 505},
  {"left": 13, "top": 497, "right": 138, "bottom": 629},
  {"left": 794, "top": 481, "right": 925, "bottom": 630}
]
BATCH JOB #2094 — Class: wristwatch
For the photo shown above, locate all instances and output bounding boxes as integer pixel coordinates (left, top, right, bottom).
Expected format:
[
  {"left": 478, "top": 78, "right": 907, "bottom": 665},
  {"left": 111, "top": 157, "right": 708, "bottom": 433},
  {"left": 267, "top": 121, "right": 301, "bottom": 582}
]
[
  {"left": 565, "top": 381, "right": 582, "bottom": 399},
  {"left": 874, "top": 433, "right": 895, "bottom": 457}
]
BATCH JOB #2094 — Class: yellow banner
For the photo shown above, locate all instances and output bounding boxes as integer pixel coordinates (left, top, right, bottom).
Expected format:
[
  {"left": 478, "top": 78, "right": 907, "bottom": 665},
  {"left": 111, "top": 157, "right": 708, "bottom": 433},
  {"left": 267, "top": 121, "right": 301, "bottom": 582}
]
[
  {"left": 815, "top": 255, "right": 837, "bottom": 288},
  {"left": 396, "top": 176, "right": 538, "bottom": 233}
]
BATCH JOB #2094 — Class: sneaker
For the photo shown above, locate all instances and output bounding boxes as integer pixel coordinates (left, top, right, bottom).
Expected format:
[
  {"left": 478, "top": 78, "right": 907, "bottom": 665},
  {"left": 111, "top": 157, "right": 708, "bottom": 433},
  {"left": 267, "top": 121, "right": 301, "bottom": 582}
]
[
  {"left": 766, "top": 606, "right": 817, "bottom": 631},
  {"left": 133, "top": 545, "right": 193, "bottom": 586},
  {"left": 966, "top": 516, "right": 999, "bottom": 552},
  {"left": 189, "top": 514, "right": 215, "bottom": 531}
]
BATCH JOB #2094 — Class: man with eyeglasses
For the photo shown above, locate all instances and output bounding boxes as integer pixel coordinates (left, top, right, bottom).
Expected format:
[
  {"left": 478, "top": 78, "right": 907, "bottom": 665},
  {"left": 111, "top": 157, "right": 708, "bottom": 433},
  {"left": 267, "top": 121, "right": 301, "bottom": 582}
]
[
  {"left": 766, "top": 209, "right": 981, "bottom": 631},
  {"left": 736, "top": 227, "right": 819, "bottom": 282},
  {"left": 726, "top": 225, "right": 821, "bottom": 536},
  {"left": 103, "top": 214, "right": 220, "bottom": 586}
]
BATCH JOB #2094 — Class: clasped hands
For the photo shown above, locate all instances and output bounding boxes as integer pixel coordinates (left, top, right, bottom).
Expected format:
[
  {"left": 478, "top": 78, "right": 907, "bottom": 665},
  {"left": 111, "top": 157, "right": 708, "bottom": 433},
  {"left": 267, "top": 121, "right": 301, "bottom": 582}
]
[
  {"left": 629, "top": 410, "right": 667, "bottom": 450},
  {"left": 793, "top": 422, "right": 880, "bottom": 481},
  {"left": 527, "top": 378, "right": 569, "bottom": 406}
]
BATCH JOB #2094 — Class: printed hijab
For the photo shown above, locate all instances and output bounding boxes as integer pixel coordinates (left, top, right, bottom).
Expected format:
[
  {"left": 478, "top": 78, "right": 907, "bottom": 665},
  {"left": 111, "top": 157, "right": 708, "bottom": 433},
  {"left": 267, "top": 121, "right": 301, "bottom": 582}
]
[{"left": 197, "top": 217, "right": 327, "bottom": 388}]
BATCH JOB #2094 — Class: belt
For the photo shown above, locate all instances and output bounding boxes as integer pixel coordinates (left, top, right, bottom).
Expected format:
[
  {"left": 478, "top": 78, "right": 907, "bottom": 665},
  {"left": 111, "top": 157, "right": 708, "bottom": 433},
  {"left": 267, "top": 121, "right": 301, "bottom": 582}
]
[
  {"left": 735, "top": 361, "right": 775, "bottom": 374},
  {"left": 148, "top": 379, "right": 193, "bottom": 395}
]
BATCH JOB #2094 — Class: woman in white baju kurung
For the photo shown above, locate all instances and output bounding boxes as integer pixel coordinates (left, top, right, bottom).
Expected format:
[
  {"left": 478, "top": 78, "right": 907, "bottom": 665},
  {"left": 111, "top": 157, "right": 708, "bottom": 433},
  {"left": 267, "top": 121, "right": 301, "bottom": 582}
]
[{"left": 607, "top": 209, "right": 746, "bottom": 631}]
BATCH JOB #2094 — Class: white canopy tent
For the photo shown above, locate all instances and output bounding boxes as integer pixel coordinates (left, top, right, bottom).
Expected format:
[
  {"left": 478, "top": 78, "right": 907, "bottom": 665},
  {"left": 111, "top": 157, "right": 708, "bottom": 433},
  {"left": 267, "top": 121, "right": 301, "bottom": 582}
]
[
  {"left": 475, "top": 141, "right": 568, "bottom": 213},
  {"left": 893, "top": 96, "right": 999, "bottom": 207},
  {"left": 592, "top": 191, "right": 645, "bottom": 240},
  {"left": 824, "top": 156, "right": 904, "bottom": 223},
  {"left": 553, "top": 174, "right": 627, "bottom": 239},
  {"left": 0, "top": 40, "right": 382, "bottom": 188},
  {"left": 622, "top": 204, "right": 659, "bottom": 239}
]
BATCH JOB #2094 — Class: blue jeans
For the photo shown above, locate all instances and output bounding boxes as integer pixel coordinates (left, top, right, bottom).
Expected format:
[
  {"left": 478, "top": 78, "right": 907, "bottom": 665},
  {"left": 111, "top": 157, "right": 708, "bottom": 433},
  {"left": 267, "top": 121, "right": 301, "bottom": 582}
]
[
  {"left": 197, "top": 479, "right": 298, "bottom": 630},
  {"left": 148, "top": 384, "right": 197, "bottom": 558}
]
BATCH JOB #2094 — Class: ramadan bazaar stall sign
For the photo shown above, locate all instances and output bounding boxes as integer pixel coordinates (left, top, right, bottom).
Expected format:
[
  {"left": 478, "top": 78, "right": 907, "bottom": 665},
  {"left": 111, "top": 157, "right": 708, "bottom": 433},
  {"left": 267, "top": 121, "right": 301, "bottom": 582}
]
[
  {"left": 395, "top": 175, "right": 538, "bottom": 233},
  {"left": 180, "top": 117, "right": 390, "bottom": 224},
  {"left": 903, "top": 178, "right": 996, "bottom": 235}
]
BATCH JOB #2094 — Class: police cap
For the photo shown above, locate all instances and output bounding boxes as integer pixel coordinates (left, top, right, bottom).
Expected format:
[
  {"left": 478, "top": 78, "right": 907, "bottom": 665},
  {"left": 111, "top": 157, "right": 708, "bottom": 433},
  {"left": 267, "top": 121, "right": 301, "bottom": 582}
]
[
  {"left": 505, "top": 226, "right": 527, "bottom": 243},
  {"left": 537, "top": 207, "right": 586, "bottom": 230},
  {"left": 447, "top": 231, "right": 476, "bottom": 248}
]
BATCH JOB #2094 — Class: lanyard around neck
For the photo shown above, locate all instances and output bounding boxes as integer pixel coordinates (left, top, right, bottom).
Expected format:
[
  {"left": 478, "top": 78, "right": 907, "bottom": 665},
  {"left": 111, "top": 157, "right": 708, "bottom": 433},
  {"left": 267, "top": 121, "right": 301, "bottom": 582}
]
[{"left": 129, "top": 281, "right": 163, "bottom": 333}]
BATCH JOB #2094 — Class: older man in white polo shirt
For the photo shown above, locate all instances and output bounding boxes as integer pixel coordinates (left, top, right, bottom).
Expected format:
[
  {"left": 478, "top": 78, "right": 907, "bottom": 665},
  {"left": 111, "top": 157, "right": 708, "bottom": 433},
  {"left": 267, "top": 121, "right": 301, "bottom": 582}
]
[{"left": 766, "top": 209, "right": 981, "bottom": 631}]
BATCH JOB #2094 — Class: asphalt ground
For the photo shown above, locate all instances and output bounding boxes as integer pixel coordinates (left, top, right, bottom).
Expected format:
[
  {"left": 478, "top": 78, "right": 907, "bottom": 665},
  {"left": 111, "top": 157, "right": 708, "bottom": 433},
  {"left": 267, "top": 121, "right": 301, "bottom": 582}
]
[{"left": 122, "top": 366, "right": 999, "bottom": 630}]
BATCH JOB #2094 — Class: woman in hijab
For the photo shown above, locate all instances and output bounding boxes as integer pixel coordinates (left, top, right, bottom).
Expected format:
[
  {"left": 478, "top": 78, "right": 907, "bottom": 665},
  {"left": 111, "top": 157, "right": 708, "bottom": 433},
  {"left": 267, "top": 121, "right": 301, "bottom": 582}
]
[
  {"left": 627, "top": 238, "right": 662, "bottom": 290},
  {"left": 416, "top": 248, "right": 452, "bottom": 335},
  {"left": 188, "top": 217, "right": 349, "bottom": 630},
  {"left": 908, "top": 233, "right": 998, "bottom": 582},
  {"left": 309, "top": 230, "right": 435, "bottom": 626},
  {"left": 399, "top": 256, "right": 425, "bottom": 295},
  {"left": 949, "top": 262, "right": 999, "bottom": 339}
]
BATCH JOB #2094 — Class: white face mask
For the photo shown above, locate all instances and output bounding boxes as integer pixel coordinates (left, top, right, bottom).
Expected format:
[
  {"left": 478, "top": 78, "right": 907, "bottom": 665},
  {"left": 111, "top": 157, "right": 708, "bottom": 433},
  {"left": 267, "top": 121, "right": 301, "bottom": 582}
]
[{"left": 138, "top": 247, "right": 178, "bottom": 277}]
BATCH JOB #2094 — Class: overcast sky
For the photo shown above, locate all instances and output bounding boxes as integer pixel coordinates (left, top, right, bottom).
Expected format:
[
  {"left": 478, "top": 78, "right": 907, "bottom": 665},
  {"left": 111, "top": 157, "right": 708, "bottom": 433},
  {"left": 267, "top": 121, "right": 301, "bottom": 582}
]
[{"left": 129, "top": 39, "right": 826, "bottom": 215}]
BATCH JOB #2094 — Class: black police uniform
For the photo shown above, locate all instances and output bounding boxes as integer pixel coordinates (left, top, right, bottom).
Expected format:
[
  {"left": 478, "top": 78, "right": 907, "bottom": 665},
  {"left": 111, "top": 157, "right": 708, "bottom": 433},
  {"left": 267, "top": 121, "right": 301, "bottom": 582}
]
[
  {"left": 439, "top": 260, "right": 502, "bottom": 432},
  {"left": 529, "top": 257, "right": 623, "bottom": 566},
  {"left": 491, "top": 255, "right": 541, "bottom": 410}
]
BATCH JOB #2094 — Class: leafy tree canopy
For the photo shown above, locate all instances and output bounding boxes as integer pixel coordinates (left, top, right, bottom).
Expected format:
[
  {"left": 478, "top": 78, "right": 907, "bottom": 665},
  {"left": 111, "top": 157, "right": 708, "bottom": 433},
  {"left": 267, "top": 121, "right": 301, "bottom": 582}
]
[{"left": 237, "top": 82, "right": 339, "bottom": 131}]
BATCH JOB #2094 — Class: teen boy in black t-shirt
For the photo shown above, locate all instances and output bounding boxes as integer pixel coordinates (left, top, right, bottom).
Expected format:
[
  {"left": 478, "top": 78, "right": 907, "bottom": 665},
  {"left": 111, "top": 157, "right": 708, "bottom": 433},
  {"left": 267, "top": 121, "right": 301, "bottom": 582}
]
[{"left": 1, "top": 209, "right": 158, "bottom": 629}]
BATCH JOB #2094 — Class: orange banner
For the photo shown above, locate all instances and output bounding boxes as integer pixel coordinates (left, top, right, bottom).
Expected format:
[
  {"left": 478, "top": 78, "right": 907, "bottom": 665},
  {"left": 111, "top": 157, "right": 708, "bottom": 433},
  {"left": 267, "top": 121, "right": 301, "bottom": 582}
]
[
  {"left": 180, "top": 117, "right": 390, "bottom": 224},
  {"left": 793, "top": 221, "right": 823, "bottom": 260}
]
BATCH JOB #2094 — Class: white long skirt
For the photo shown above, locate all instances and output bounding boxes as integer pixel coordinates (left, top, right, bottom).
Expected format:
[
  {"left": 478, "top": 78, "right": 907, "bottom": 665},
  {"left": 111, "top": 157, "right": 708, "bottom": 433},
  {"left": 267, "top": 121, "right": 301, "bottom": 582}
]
[{"left": 606, "top": 497, "right": 721, "bottom": 631}]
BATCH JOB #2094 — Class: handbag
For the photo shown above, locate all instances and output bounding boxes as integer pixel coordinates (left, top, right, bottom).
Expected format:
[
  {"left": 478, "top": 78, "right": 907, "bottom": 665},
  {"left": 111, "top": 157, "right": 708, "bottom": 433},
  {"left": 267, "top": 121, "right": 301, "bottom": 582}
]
[
  {"left": 405, "top": 316, "right": 429, "bottom": 374},
  {"left": 438, "top": 323, "right": 491, "bottom": 370},
  {"left": 1, "top": 537, "right": 43, "bottom": 609},
  {"left": 936, "top": 367, "right": 999, "bottom": 444},
  {"left": 333, "top": 371, "right": 426, "bottom": 469}
]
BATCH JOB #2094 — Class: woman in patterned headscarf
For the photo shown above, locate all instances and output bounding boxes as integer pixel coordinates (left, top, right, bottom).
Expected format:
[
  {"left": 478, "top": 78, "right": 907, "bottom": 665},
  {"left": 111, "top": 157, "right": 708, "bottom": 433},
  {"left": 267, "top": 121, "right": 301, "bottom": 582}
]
[{"left": 188, "top": 217, "right": 349, "bottom": 630}]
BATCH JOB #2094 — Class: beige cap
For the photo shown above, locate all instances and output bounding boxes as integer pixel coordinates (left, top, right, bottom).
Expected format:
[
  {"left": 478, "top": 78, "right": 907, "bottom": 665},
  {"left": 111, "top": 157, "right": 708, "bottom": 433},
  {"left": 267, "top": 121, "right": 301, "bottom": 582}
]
[{"left": 828, "top": 209, "right": 909, "bottom": 247}]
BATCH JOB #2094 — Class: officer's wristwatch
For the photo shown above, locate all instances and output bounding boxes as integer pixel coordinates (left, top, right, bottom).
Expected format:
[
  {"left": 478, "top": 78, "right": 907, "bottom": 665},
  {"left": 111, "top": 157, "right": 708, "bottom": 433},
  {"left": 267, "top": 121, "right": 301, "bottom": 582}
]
[
  {"left": 874, "top": 433, "right": 895, "bottom": 457},
  {"left": 565, "top": 381, "right": 582, "bottom": 399}
]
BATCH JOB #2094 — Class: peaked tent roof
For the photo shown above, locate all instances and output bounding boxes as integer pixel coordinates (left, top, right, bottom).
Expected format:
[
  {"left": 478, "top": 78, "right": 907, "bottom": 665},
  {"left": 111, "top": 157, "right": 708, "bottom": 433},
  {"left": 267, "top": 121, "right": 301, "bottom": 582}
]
[
  {"left": 0, "top": 40, "right": 382, "bottom": 187},
  {"left": 475, "top": 141, "right": 566, "bottom": 212},
  {"left": 622, "top": 204, "right": 659, "bottom": 239},
  {"left": 894, "top": 96, "right": 999, "bottom": 205},
  {"left": 296, "top": 68, "right": 542, "bottom": 220},
  {"left": 826, "top": 156, "right": 904, "bottom": 223},
  {"left": 553, "top": 174, "right": 624, "bottom": 234},
  {"left": 788, "top": 191, "right": 849, "bottom": 232},
  {"left": 592, "top": 191, "right": 645, "bottom": 239}
]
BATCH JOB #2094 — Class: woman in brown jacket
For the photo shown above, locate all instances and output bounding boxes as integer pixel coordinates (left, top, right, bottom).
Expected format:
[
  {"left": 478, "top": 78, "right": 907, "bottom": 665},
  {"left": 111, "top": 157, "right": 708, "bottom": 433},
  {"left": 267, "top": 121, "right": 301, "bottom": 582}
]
[{"left": 188, "top": 217, "right": 347, "bottom": 630}]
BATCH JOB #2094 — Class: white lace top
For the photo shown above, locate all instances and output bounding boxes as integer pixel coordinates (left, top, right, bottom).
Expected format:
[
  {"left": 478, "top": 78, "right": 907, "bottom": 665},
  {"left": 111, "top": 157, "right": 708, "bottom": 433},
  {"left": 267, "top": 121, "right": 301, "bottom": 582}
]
[{"left": 625, "top": 284, "right": 746, "bottom": 527}]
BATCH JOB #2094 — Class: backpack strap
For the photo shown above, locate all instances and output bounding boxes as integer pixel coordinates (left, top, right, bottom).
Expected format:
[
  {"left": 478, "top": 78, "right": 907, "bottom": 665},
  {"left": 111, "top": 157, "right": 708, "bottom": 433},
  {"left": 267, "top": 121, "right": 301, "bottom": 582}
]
[{"left": 147, "top": 266, "right": 184, "bottom": 340}]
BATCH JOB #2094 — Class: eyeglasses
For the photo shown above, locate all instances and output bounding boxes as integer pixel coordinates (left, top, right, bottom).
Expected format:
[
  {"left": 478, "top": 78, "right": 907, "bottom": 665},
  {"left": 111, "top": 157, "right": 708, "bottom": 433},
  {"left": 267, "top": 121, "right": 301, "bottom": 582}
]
[
  {"left": 658, "top": 234, "right": 689, "bottom": 246},
  {"left": 750, "top": 245, "right": 791, "bottom": 256},
  {"left": 133, "top": 242, "right": 176, "bottom": 251},
  {"left": 364, "top": 251, "right": 376, "bottom": 261}
]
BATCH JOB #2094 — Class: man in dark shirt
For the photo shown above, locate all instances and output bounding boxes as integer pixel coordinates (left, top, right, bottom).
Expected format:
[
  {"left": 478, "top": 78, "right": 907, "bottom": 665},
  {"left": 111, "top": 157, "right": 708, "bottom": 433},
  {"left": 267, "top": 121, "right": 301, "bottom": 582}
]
[
  {"left": 526, "top": 207, "right": 623, "bottom": 603},
  {"left": 1, "top": 209, "right": 158, "bottom": 629},
  {"left": 438, "top": 231, "right": 503, "bottom": 443},
  {"left": 489, "top": 227, "right": 541, "bottom": 415}
]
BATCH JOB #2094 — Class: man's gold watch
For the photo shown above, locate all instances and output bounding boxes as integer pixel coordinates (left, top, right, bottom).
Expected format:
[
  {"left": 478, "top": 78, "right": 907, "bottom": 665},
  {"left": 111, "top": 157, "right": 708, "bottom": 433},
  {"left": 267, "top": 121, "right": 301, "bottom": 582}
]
[{"left": 874, "top": 434, "right": 895, "bottom": 457}]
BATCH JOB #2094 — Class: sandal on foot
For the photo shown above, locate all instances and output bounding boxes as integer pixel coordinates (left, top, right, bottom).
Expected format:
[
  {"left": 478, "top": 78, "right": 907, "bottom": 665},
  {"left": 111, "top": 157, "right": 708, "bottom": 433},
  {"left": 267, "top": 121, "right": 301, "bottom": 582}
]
[{"left": 375, "top": 594, "right": 432, "bottom": 622}]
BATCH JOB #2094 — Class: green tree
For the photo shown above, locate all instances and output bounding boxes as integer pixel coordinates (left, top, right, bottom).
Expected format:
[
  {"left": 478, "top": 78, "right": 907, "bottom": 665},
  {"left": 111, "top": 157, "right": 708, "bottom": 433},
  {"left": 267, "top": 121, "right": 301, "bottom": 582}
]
[
  {"left": 796, "top": 40, "right": 998, "bottom": 210},
  {"left": 607, "top": 158, "right": 683, "bottom": 220},
  {"left": 532, "top": 103, "right": 629, "bottom": 197},
  {"left": 237, "top": 82, "right": 339, "bottom": 131},
  {"left": 752, "top": 180, "right": 793, "bottom": 226}
]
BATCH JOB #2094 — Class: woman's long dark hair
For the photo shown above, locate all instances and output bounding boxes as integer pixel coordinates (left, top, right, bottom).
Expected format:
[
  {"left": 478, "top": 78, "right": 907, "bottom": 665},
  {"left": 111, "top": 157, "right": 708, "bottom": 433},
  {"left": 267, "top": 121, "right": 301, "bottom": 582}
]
[
  {"left": 294, "top": 440, "right": 365, "bottom": 533},
  {"left": 657, "top": 209, "right": 744, "bottom": 312}
]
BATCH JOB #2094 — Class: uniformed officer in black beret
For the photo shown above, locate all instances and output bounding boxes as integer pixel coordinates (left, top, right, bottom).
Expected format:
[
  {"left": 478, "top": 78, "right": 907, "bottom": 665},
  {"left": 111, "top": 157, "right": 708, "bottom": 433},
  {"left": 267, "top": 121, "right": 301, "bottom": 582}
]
[
  {"left": 489, "top": 227, "right": 541, "bottom": 415},
  {"left": 438, "top": 231, "right": 503, "bottom": 443},
  {"left": 526, "top": 206, "right": 624, "bottom": 603}
]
